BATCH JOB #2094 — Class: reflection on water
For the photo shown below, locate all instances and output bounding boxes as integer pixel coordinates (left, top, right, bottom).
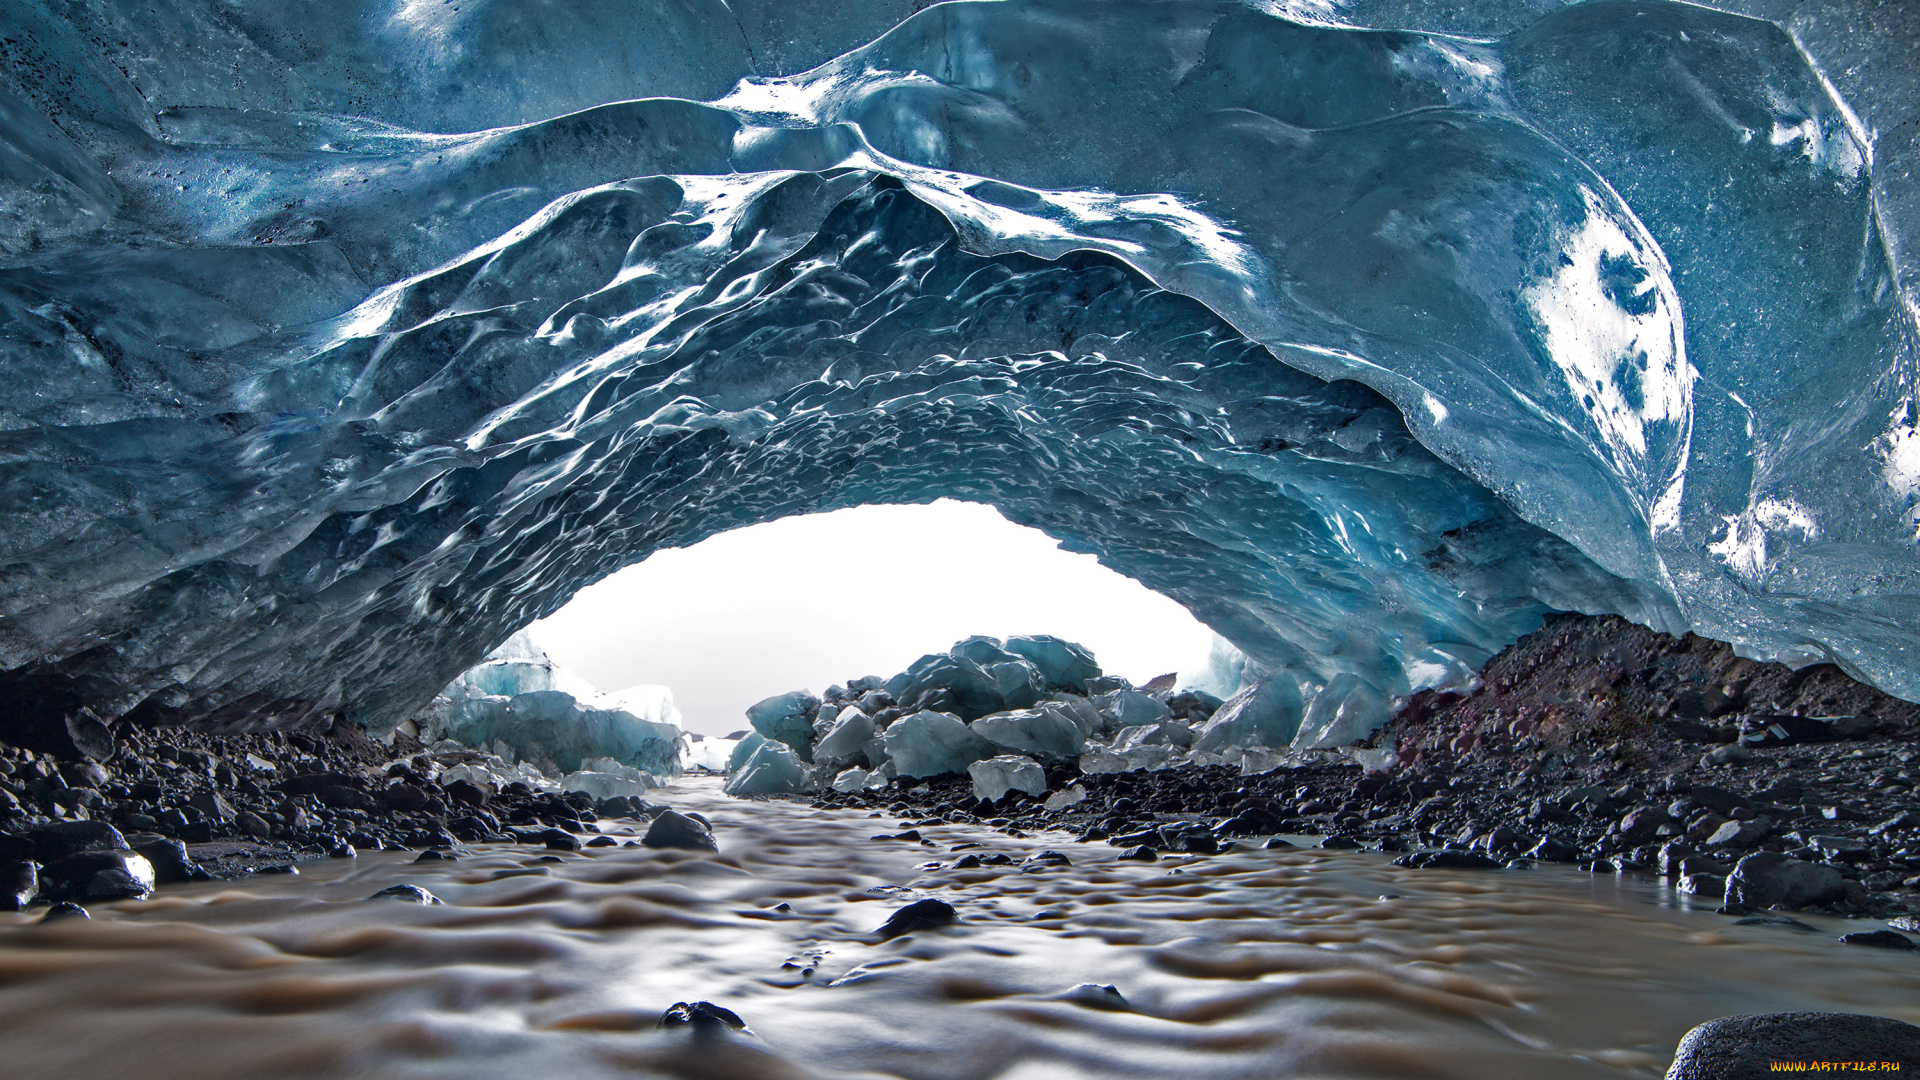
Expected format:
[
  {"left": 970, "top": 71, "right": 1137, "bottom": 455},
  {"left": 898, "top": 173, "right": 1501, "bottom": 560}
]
[{"left": 2, "top": 777, "right": 1914, "bottom": 1079}]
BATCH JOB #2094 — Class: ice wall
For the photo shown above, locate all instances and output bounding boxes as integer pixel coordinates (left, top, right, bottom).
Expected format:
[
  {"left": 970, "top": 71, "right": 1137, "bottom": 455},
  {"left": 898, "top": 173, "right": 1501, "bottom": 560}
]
[{"left": 0, "top": 0, "right": 1915, "bottom": 742}]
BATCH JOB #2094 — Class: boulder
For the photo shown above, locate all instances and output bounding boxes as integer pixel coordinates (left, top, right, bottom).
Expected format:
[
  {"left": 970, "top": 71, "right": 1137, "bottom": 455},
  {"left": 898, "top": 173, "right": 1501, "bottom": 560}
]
[
  {"left": 1724, "top": 852, "right": 1845, "bottom": 911},
  {"left": 26, "top": 820, "right": 127, "bottom": 860},
  {"left": 643, "top": 810, "right": 718, "bottom": 852},
  {"left": 1666, "top": 1013, "right": 1920, "bottom": 1079}
]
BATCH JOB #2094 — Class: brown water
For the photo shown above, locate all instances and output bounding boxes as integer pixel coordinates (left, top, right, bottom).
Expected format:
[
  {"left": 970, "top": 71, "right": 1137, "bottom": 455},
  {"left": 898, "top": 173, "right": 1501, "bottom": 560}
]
[{"left": 2, "top": 777, "right": 1915, "bottom": 1080}]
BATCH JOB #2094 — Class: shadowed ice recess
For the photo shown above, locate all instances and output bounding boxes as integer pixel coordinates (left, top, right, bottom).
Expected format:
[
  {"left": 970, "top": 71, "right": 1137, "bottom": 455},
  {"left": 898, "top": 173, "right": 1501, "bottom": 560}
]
[{"left": 1, "top": 0, "right": 1917, "bottom": 738}]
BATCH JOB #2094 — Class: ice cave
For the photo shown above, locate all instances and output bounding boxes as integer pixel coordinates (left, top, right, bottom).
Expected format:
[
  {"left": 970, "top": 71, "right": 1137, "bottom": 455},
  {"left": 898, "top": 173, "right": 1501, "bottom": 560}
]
[{"left": 2, "top": 0, "right": 1919, "bottom": 1076}]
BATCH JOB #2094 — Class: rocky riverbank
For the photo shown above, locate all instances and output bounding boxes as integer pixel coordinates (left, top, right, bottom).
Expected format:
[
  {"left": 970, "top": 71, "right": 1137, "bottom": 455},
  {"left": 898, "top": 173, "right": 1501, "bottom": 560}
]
[
  {"left": 802, "top": 614, "right": 1920, "bottom": 926},
  {"left": 0, "top": 719, "right": 677, "bottom": 913}
]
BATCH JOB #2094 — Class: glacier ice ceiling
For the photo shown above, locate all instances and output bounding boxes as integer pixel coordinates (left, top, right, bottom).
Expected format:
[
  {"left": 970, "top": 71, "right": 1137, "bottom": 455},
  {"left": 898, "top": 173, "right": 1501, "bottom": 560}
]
[{"left": 1, "top": 0, "right": 1916, "bottom": 741}]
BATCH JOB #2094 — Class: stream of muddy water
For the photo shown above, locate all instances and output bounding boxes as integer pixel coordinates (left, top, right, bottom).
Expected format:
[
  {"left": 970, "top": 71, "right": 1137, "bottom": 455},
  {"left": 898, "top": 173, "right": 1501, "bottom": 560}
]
[{"left": 2, "top": 776, "right": 1915, "bottom": 1079}]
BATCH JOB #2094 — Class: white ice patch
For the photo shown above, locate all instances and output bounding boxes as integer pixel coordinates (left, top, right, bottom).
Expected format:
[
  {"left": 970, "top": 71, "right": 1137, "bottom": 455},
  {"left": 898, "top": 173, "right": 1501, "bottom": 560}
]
[{"left": 1522, "top": 186, "right": 1694, "bottom": 496}]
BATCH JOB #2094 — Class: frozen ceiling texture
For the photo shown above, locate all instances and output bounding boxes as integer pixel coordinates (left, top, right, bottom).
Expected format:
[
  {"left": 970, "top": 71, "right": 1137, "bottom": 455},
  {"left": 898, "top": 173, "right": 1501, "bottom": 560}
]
[{"left": 0, "top": 0, "right": 1915, "bottom": 741}]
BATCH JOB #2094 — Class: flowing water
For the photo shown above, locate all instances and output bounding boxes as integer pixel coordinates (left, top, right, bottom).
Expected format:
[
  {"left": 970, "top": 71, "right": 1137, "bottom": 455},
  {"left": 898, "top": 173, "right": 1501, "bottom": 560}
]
[{"left": 2, "top": 777, "right": 1914, "bottom": 1079}]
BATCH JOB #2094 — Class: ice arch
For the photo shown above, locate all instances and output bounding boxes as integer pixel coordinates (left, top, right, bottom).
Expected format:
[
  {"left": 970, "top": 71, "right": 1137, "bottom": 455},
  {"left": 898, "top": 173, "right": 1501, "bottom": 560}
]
[{"left": 0, "top": 0, "right": 1916, "bottom": 743}]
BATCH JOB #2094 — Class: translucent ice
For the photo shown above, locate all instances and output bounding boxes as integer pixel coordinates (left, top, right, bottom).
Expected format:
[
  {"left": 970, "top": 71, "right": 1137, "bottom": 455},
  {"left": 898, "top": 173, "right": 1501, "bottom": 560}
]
[
  {"left": 1094, "top": 692, "right": 1174, "bottom": 730},
  {"left": 1004, "top": 636, "right": 1103, "bottom": 692},
  {"left": 879, "top": 710, "right": 997, "bottom": 779},
  {"left": 1290, "top": 674, "right": 1390, "bottom": 751},
  {"left": 1192, "top": 678, "right": 1306, "bottom": 753},
  {"left": 747, "top": 692, "right": 822, "bottom": 763},
  {"left": 812, "top": 708, "right": 881, "bottom": 768},
  {"left": 4, "top": 0, "right": 1920, "bottom": 747},
  {"left": 722, "top": 740, "right": 808, "bottom": 797},
  {"left": 969, "top": 708, "right": 1086, "bottom": 761},
  {"left": 559, "top": 758, "right": 660, "bottom": 801},
  {"left": 968, "top": 755, "right": 1048, "bottom": 803}
]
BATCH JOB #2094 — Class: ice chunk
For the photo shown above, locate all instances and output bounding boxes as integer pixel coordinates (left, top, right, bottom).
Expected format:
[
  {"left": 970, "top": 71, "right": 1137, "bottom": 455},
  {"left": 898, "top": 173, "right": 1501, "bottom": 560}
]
[
  {"left": 879, "top": 710, "right": 997, "bottom": 778},
  {"left": 813, "top": 707, "right": 879, "bottom": 767},
  {"left": 1077, "top": 744, "right": 1185, "bottom": 774},
  {"left": 986, "top": 660, "right": 1043, "bottom": 711},
  {"left": 970, "top": 707, "right": 1085, "bottom": 760},
  {"left": 1093, "top": 691, "right": 1173, "bottom": 729},
  {"left": 831, "top": 767, "right": 870, "bottom": 793},
  {"left": 1179, "top": 635, "right": 1251, "bottom": 701},
  {"left": 561, "top": 758, "right": 660, "bottom": 800},
  {"left": 682, "top": 736, "right": 737, "bottom": 773},
  {"left": 1291, "top": 675, "right": 1390, "bottom": 750},
  {"left": 951, "top": 636, "right": 1019, "bottom": 667},
  {"left": 1192, "top": 678, "right": 1306, "bottom": 753},
  {"left": 748, "top": 691, "right": 822, "bottom": 762},
  {"left": 723, "top": 740, "right": 807, "bottom": 796},
  {"left": 967, "top": 755, "right": 1047, "bottom": 803},
  {"left": 1040, "top": 695, "right": 1103, "bottom": 738},
  {"left": 1004, "top": 636, "right": 1102, "bottom": 692},
  {"left": 1112, "top": 721, "right": 1193, "bottom": 750},
  {"left": 1043, "top": 786, "right": 1087, "bottom": 811},
  {"left": 727, "top": 732, "right": 766, "bottom": 772},
  {"left": 440, "top": 690, "right": 683, "bottom": 777}
]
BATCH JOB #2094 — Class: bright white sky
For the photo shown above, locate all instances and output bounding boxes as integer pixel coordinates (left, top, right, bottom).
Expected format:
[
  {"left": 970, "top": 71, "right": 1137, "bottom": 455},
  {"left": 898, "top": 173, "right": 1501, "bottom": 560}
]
[{"left": 527, "top": 499, "right": 1218, "bottom": 736}]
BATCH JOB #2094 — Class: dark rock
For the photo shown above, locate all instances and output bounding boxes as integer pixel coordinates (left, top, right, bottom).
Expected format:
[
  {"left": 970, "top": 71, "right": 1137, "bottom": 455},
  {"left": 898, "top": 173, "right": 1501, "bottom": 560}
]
[
  {"left": 188, "top": 791, "right": 236, "bottom": 823},
  {"left": 368, "top": 884, "right": 442, "bottom": 904},
  {"left": 875, "top": 898, "right": 958, "bottom": 939},
  {"left": 585, "top": 836, "right": 619, "bottom": 847},
  {"left": 1393, "top": 850, "right": 1503, "bottom": 870},
  {"left": 950, "top": 854, "right": 983, "bottom": 868},
  {"left": 1319, "top": 836, "right": 1362, "bottom": 849},
  {"left": 643, "top": 810, "right": 718, "bottom": 851},
  {"left": 1724, "top": 852, "right": 1846, "bottom": 911},
  {"left": 1118, "top": 845, "right": 1159, "bottom": 862},
  {"left": 1024, "top": 850, "right": 1071, "bottom": 866},
  {"left": 0, "top": 831, "right": 33, "bottom": 862},
  {"left": 27, "top": 820, "right": 127, "bottom": 860},
  {"left": 133, "top": 838, "right": 207, "bottom": 884},
  {"left": 659, "top": 1001, "right": 746, "bottom": 1033},
  {"left": 319, "top": 785, "right": 374, "bottom": 812},
  {"left": 1839, "top": 930, "right": 1915, "bottom": 950},
  {"left": 1262, "top": 837, "right": 1296, "bottom": 849},
  {"left": 326, "top": 839, "right": 356, "bottom": 858},
  {"left": 1665, "top": 1013, "right": 1920, "bottom": 1079},
  {"left": 42, "top": 850, "right": 154, "bottom": 900},
  {"left": 444, "top": 779, "right": 490, "bottom": 808},
  {"left": 1526, "top": 834, "right": 1580, "bottom": 863},
  {"left": 380, "top": 784, "right": 429, "bottom": 812},
  {"left": 413, "top": 849, "right": 456, "bottom": 862},
  {"left": 278, "top": 772, "right": 354, "bottom": 796},
  {"left": 1704, "top": 819, "right": 1769, "bottom": 849},
  {"left": 40, "top": 901, "right": 89, "bottom": 922},
  {"left": 872, "top": 829, "right": 923, "bottom": 842},
  {"left": 1678, "top": 873, "right": 1725, "bottom": 898},
  {"left": 1733, "top": 915, "right": 1818, "bottom": 931},
  {"left": 978, "top": 853, "right": 1013, "bottom": 865},
  {"left": 1688, "top": 785, "right": 1748, "bottom": 816},
  {"left": 1, "top": 860, "right": 38, "bottom": 911}
]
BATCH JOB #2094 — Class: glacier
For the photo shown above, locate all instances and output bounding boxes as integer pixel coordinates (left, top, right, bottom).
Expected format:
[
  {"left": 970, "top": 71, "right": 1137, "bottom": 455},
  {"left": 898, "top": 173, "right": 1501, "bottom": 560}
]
[{"left": 0, "top": 0, "right": 1917, "bottom": 751}]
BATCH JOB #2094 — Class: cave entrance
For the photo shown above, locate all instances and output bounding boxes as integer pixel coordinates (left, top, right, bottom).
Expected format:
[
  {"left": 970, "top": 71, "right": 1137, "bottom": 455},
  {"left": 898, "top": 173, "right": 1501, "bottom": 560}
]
[{"left": 522, "top": 499, "right": 1225, "bottom": 739}]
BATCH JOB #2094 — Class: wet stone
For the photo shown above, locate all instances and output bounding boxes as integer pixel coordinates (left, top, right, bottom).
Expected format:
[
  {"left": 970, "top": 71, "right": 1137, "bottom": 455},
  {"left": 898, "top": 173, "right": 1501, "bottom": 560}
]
[
  {"left": 1733, "top": 915, "right": 1818, "bottom": 931},
  {"left": 643, "top": 810, "right": 718, "bottom": 852},
  {"left": 659, "top": 1001, "right": 746, "bottom": 1033},
  {"left": 1117, "top": 845, "right": 1159, "bottom": 862},
  {"left": 1666, "top": 1013, "right": 1920, "bottom": 1080},
  {"left": 1, "top": 860, "right": 38, "bottom": 911},
  {"left": 875, "top": 898, "right": 958, "bottom": 939},
  {"left": 39, "top": 902, "right": 88, "bottom": 923},
  {"left": 368, "top": 884, "right": 442, "bottom": 904},
  {"left": 1838, "top": 929, "right": 1915, "bottom": 950}
]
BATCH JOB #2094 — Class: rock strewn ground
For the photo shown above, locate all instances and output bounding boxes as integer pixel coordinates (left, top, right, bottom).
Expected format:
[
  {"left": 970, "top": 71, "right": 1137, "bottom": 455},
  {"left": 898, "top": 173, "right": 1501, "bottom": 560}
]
[{"left": 809, "top": 614, "right": 1920, "bottom": 921}]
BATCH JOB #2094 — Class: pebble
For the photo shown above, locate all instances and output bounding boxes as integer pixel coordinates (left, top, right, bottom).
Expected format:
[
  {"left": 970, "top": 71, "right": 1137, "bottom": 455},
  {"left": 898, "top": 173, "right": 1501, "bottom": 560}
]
[{"left": 1117, "top": 845, "right": 1158, "bottom": 862}]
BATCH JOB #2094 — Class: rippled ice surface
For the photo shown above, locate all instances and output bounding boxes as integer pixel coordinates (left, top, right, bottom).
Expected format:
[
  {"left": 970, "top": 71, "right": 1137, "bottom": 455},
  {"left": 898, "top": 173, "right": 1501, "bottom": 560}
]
[{"left": 3, "top": 778, "right": 1916, "bottom": 1079}]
